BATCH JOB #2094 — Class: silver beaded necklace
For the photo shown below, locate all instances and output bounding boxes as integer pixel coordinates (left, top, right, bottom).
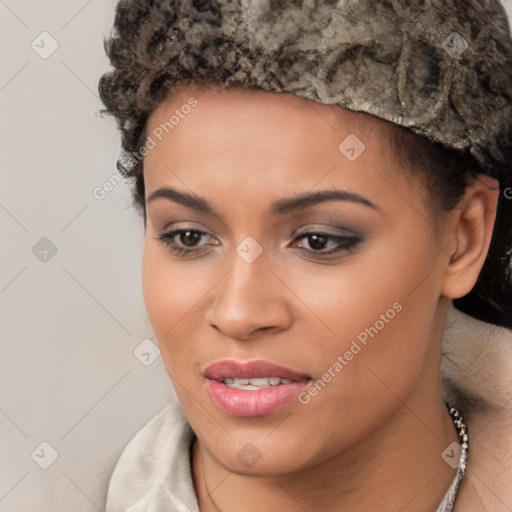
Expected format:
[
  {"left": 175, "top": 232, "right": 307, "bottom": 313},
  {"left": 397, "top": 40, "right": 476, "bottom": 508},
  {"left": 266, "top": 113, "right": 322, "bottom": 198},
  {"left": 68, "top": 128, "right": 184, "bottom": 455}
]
[{"left": 435, "top": 404, "right": 469, "bottom": 512}]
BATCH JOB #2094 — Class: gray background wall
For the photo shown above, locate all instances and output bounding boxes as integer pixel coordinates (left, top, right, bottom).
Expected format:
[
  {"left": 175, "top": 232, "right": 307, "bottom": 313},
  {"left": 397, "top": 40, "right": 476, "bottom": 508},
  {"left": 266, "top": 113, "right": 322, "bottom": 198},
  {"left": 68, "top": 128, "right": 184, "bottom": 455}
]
[
  {"left": 1, "top": 2, "right": 172, "bottom": 511},
  {"left": 1, "top": 1, "right": 511, "bottom": 511}
]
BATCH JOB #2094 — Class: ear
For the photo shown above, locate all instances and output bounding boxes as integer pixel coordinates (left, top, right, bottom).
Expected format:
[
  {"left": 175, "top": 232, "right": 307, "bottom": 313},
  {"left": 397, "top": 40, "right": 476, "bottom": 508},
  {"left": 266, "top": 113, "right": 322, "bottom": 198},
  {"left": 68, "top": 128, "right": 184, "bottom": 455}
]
[{"left": 441, "top": 174, "right": 499, "bottom": 299}]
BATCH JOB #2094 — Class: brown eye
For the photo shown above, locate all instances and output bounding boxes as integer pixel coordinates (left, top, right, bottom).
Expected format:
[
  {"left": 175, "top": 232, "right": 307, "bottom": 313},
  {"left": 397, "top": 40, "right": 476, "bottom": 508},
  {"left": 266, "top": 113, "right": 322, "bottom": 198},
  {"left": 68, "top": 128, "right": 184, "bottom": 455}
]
[
  {"left": 157, "top": 228, "right": 216, "bottom": 256},
  {"left": 179, "top": 230, "right": 203, "bottom": 247},
  {"left": 292, "top": 231, "right": 362, "bottom": 255},
  {"left": 304, "top": 233, "right": 330, "bottom": 251}
]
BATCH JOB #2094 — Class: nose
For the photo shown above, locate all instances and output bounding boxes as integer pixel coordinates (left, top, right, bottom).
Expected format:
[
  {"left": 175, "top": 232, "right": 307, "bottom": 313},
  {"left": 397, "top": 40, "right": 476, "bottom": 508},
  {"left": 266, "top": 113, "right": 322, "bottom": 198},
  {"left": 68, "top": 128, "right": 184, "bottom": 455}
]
[{"left": 206, "top": 252, "right": 293, "bottom": 341}]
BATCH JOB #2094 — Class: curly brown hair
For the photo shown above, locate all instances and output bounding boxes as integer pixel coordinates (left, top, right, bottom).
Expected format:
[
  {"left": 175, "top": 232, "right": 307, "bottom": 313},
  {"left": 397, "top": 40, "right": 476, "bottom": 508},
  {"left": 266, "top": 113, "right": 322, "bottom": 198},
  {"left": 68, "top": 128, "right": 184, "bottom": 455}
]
[{"left": 98, "top": 0, "right": 512, "bottom": 328}]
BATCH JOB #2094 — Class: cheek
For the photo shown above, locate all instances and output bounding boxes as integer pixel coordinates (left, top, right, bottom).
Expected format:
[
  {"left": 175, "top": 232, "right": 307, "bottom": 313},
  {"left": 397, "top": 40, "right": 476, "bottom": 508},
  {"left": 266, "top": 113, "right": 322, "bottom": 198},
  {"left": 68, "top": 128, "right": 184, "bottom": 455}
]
[
  {"left": 289, "top": 233, "right": 440, "bottom": 398},
  {"left": 142, "top": 237, "right": 208, "bottom": 321},
  {"left": 141, "top": 240, "right": 221, "bottom": 381},
  {"left": 284, "top": 270, "right": 415, "bottom": 396},
  {"left": 142, "top": 246, "right": 174, "bottom": 331},
  {"left": 287, "top": 237, "right": 429, "bottom": 342},
  {"left": 141, "top": 243, "right": 193, "bottom": 355}
]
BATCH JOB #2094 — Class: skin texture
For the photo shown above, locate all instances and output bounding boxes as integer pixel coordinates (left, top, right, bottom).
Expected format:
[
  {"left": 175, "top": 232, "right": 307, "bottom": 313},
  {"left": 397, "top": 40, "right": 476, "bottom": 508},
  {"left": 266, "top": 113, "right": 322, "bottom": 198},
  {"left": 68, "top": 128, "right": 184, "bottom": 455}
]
[{"left": 141, "top": 84, "right": 499, "bottom": 512}]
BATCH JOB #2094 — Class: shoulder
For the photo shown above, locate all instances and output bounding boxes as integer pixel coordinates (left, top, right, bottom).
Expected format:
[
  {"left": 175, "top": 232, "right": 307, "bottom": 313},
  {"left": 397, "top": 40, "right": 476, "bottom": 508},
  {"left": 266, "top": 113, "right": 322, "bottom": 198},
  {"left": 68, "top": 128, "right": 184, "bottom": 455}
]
[
  {"left": 105, "top": 399, "right": 198, "bottom": 512},
  {"left": 442, "top": 305, "right": 512, "bottom": 510}
]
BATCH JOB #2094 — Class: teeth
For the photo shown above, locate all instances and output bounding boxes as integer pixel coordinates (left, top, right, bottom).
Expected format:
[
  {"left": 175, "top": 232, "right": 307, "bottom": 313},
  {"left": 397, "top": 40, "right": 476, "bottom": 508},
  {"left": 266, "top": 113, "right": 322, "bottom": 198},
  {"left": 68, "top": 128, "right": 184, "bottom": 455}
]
[
  {"left": 249, "top": 378, "right": 270, "bottom": 386},
  {"left": 221, "top": 377, "right": 294, "bottom": 389}
]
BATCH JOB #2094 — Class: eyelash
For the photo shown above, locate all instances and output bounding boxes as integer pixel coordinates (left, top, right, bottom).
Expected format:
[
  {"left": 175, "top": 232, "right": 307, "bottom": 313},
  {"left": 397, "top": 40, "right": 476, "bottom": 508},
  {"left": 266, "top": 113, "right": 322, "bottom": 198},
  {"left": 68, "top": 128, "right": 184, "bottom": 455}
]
[{"left": 156, "top": 228, "right": 362, "bottom": 258}]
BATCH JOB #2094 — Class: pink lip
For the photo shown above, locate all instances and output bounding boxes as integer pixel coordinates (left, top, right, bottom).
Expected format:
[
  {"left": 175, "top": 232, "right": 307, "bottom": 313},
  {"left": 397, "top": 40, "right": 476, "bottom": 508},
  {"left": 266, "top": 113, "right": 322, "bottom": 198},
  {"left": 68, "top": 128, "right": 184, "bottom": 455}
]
[
  {"left": 204, "top": 360, "right": 311, "bottom": 417},
  {"left": 204, "top": 360, "right": 310, "bottom": 381}
]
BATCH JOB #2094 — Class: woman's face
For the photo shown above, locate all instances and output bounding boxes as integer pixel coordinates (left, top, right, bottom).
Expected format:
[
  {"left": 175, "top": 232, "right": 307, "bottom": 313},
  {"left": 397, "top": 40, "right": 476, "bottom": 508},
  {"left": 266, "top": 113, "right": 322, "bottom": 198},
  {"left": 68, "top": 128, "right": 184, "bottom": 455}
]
[{"left": 142, "top": 85, "right": 450, "bottom": 475}]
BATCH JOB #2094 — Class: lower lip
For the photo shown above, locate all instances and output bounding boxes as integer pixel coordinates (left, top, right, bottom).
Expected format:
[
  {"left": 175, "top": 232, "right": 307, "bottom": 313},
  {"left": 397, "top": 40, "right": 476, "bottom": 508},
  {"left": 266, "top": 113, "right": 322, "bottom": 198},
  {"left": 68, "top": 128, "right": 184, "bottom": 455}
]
[{"left": 206, "top": 379, "right": 310, "bottom": 417}]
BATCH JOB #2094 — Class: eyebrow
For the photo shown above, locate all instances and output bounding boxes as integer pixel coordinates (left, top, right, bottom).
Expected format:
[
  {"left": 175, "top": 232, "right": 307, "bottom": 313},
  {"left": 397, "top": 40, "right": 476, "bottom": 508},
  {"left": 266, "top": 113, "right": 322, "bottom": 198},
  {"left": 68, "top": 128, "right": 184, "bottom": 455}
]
[{"left": 146, "top": 187, "right": 378, "bottom": 216}]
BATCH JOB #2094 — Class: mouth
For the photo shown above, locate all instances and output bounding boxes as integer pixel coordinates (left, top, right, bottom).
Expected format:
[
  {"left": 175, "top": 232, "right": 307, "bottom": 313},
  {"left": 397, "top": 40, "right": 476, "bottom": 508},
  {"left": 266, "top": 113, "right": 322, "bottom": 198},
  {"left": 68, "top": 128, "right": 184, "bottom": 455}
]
[{"left": 204, "top": 360, "right": 311, "bottom": 417}]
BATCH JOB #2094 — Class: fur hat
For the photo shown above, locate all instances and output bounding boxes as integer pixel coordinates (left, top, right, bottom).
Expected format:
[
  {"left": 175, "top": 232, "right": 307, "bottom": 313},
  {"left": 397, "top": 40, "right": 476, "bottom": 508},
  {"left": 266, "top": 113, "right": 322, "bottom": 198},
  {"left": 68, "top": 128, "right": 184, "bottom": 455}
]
[{"left": 101, "top": 0, "right": 512, "bottom": 180}]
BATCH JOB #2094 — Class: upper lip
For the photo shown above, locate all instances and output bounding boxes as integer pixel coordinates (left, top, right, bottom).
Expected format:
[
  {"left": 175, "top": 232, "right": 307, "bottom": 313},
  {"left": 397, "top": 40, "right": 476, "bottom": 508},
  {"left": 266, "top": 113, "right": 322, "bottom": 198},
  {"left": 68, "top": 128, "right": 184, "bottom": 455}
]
[{"left": 204, "top": 360, "right": 311, "bottom": 381}]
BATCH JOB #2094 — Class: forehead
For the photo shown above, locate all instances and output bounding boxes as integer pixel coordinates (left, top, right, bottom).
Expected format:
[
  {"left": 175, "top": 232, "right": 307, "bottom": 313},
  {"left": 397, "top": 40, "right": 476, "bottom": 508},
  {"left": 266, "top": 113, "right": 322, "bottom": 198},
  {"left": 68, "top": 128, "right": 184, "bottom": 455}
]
[
  {"left": 147, "top": 84, "right": 380, "bottom": 142},
  {"left": 141, "top": 84, "right": 431, "bottom": 227},
  {"left": 144, "top": 84, "right": 396, "bottom": 181}
]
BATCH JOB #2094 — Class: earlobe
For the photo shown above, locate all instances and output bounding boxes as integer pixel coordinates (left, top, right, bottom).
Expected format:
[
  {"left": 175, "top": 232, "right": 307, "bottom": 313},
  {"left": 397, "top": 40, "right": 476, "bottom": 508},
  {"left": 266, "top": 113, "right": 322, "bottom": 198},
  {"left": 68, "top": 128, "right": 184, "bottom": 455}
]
[{"left": 441, "top": 175, "right": 499, "bottom": 300}]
